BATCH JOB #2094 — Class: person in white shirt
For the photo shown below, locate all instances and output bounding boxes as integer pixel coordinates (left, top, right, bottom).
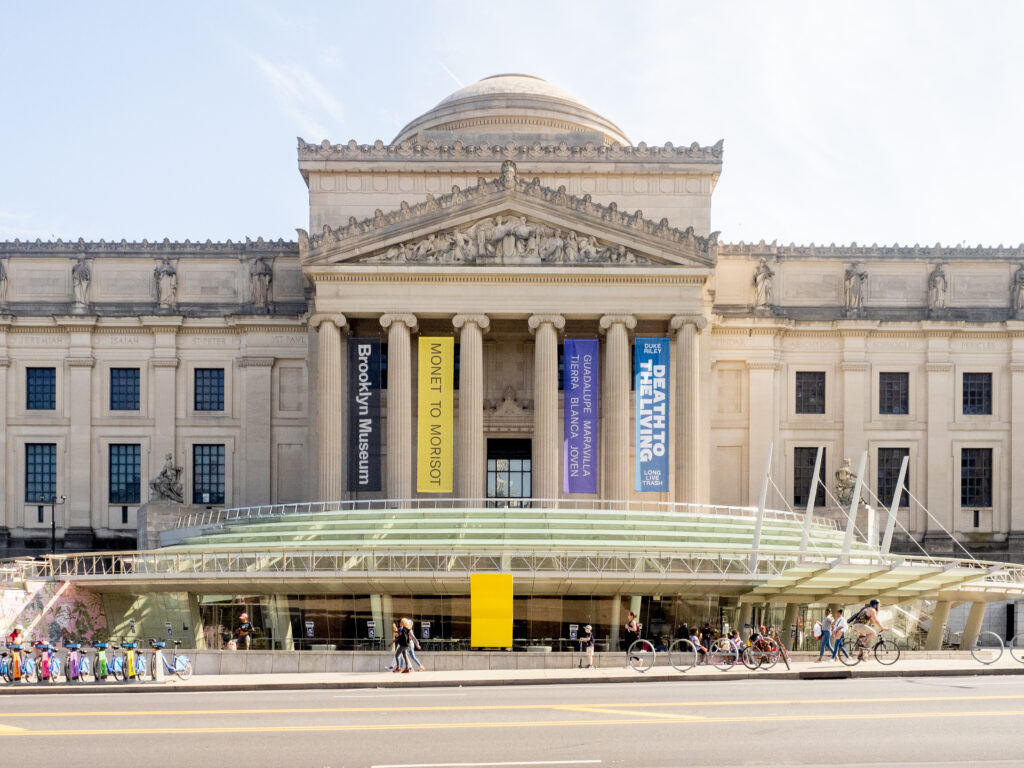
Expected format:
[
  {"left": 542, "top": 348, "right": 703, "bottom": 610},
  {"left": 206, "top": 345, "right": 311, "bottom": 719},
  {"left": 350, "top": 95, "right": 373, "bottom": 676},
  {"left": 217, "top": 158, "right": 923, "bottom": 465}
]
[
  {"left": 830, "top": 608, "right": 850, "bottom": 661},
  {"left": 816, "top": 608, "right": 834, "bottom": 662}
]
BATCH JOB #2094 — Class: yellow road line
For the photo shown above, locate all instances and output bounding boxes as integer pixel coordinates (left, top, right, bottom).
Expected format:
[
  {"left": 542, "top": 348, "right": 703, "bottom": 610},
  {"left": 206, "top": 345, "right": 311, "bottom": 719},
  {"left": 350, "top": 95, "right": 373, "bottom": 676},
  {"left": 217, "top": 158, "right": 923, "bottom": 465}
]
[
  {"left": 554, "top": 705, "right": 706, "bottom": 720},
  {"left": 5, "top": 694, "right": 1024, "bottom": 719},
  {"left": 2, "top": 710, "right": 1024, "bottom": 737}
]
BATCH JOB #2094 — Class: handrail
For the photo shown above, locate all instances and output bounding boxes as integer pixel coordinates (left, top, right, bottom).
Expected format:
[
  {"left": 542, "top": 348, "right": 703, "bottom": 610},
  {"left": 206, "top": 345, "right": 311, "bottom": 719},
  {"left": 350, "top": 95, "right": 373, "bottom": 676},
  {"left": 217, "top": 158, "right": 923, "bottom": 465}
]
[{"left": 174, "top": 498, "right": 844, "bottom": 532}]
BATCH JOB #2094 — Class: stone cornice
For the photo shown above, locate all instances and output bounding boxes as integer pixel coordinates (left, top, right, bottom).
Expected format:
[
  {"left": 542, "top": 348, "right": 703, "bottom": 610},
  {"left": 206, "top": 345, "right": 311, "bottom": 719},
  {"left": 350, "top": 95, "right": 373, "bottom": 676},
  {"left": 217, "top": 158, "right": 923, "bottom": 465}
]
[
  {"left": 719, "top": 241, "right": 1024, "bottom": 261},
  {"left": 151, "top": 357, "right": 180, "bottom": 369},
  {"left": 746, "top": 360, "right": 780, "bottom": 371},
  {"left": 297, "top": 137, "right": 724, "bottom": 165},
  {"left": 239, "top": 356, "right": 275, "bottom": 368},
  {"left": 299, "top": 161, "right": 718, "bottom": 265},
  {"left": 65, "top": 356, "right": 95, "bottom": 368},
  {"left": 926, "top": 362, "right": 954, "bottom": 373},
  {"left": 0, "top": 237, "right": 298, "bottom": 257},
  {"left": 839, "top": 361, "right": 869, "bottom": 372},
  {"left": 308, "top": 272, "right": 708, "bottom": 286}
]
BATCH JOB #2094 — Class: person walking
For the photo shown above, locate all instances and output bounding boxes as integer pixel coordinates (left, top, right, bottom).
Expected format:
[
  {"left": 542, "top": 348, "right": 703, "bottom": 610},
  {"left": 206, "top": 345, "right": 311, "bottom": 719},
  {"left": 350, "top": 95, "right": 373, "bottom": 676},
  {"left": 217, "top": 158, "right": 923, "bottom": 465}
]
[
  {"left": 624, "top": 610, "right": 640, "bottom": 667},
  {"left": 403, "top": 618, "right": 426, "bottom": 672},
  {"left": 816, "top": 608, "right": 834, "bottom": 662},
  {"left": 579, "top": 624, "right": 595, "bottom": 668},
  {"left": 830, "top": 608, "right": 850, "bottom": 661},
  {"left": 235, "top": 613, "right": 253, "bottom": 651},
  {"left": 393, "top": 618, "right": 412, "bottom": 673}
]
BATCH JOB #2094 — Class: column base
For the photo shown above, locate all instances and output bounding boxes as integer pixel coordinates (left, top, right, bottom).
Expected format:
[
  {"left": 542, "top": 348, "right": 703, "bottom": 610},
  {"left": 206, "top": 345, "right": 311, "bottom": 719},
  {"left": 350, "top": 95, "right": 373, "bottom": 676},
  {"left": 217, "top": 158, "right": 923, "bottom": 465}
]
[{"left": 63, "top": 527, "right": 95, "bottom": 551}]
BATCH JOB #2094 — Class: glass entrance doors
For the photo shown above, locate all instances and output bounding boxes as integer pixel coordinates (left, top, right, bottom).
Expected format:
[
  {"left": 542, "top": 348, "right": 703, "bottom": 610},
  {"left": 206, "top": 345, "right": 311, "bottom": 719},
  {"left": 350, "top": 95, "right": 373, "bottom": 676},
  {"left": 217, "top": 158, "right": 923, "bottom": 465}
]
[{"left": 486, "top": 438, "right": 532, "bottom": 507}]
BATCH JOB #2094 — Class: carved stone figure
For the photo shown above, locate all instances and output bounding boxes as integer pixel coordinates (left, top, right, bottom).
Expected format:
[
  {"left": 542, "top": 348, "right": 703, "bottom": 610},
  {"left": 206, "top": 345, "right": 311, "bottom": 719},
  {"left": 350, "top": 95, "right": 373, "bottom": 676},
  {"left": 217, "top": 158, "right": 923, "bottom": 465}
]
[
  {"left": 927, "top": 263, "right": 947, "bottom": 312},
  {"left": 834, "top": 458, "right": 859, "bottom": 506},
  {"left": 154, "top": 258, "right": 177, "bottom": 308},
  {"left": 753, "top": 258, "right": 774, "bottom": 308},
  {"left": 71, "top": 257, "right": 91, "bottom": 308},
  {"left": 249, "top": 257, "right": 273, "bottom": 311},
  {"left": 1012, "top": 265, "right": 1024, "bottom": 319},
  {"left": 844, "top": 263, "right": 867, "bottom": 314},
  {"left": 500, "top": 159, "right": 518, "bottom": 187},
  {"left": 149, "top": 453, "right": 184, "bottom": 504},
  {"left": 0, "top": 259, "right": 7, "bottom": 305}
]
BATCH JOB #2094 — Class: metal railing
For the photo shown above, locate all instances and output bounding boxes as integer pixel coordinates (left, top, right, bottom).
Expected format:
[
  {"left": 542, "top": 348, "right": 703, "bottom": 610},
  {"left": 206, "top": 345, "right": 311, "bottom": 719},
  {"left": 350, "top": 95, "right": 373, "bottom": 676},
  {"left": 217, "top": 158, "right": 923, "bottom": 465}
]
[{"left": 175, "top": 498, "right": 843, "bottom": 532}]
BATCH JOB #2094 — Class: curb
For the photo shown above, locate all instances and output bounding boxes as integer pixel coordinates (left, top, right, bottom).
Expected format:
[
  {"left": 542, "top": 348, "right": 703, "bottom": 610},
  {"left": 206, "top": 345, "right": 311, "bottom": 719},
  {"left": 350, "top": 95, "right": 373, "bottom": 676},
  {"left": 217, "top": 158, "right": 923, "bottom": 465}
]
[{"left": 1, "top": 664, "right": 1022, "bottom": 694}]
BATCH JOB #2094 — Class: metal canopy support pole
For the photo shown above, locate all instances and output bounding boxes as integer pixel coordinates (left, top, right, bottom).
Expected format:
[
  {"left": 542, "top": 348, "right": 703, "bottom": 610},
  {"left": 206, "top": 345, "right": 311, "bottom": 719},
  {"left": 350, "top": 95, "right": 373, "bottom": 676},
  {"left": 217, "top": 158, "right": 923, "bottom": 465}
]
[
  {"left": 748, "top": 442, "right": 773, "bottom": 573},
  {"left": 881, "top": 454, "right": 909, "bottom": 556},
  {"left": 799, "top": 447, "right": 824, "bottom": 557},
  {"left": 841, "top": 451, "right": 868, "bottom": 556}
]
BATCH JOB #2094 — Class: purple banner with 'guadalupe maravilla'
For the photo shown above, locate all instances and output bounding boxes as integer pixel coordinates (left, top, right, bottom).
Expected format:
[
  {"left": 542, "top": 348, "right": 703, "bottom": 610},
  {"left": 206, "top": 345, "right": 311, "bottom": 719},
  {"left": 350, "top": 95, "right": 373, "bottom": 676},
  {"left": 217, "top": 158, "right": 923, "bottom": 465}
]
[{"left": 563, "top": 338, "right": 599, "bottom": 494}]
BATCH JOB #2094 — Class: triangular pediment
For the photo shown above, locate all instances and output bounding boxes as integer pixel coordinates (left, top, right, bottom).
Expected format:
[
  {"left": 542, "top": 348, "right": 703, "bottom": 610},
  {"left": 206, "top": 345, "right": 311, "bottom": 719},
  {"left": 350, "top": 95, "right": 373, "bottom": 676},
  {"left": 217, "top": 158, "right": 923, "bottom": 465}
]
[{"left": 298, "top": 162, "right": 717, "bottom": 269}]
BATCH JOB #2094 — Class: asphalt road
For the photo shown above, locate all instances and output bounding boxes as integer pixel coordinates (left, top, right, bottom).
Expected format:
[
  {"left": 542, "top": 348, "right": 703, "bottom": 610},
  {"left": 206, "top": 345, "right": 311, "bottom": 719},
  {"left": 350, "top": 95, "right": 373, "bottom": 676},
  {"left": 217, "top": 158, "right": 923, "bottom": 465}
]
[{"left": 2, "top": 675, "right": 1024, "bottom": 767}]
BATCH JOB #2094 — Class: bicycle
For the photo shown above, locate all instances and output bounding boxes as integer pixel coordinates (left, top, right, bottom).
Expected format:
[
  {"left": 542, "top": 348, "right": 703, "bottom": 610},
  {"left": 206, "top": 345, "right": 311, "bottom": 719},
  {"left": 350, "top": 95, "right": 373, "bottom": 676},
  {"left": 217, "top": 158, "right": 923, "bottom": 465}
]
[
  {"left": 742, "top": 634, "right": 779, "bottom": 670},
  {"left": 667, "top": 638, "right": 698, "bottom": 672},
  {"left": 37, "top": 642, "right": 61, "bottom": 684},
  {"left": 118, "top": 641, "right": 147, "bottom": 681},
  {"left": 92, "top": 641, "right": 112, "bottom": 681},
  {"left": 839, "top": 630, "right": 900, "bottom": 666},
  {"left": 149, "top": 639, "right": 193, "bottom": 680},
  {"left": 0, "top": 646, "right": 11, "bottom": 682},
  {"left": 65, "top": 642, "right": 91, "bottom": 682},
  {"left": 765, "top": 628, "right": 792, "bottom": 671},
  {"left": 969, "top": 631, "right": 1004, "bottom": 665}
]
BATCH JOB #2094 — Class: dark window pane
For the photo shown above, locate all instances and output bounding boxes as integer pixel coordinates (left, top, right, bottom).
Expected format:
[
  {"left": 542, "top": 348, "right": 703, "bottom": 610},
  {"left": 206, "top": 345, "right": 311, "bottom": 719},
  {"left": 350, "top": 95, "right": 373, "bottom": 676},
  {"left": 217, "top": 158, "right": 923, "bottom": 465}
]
[
  {"left": 877, "top": 448, "right": 910, "bottom": 507},
  {"left": 962, "top": 372, "right": 992, "bottom": 415},
  {"left": 961, "top": 448, "right": 992, "bottom": 507},
  {"left": 194, "top": 368, "right": 224, "bottom": 411},
  {"left": 486, "top": 438, "right": 532, "bottom": 507},
  {"left": 193, "top": 444, "right": 225, "bottom": 505},
  {"left": 879, "top": 372, "right": 909, "bottom": 415},
  {"left": 26, "top": 367, "right": 56, "bottom": 410},
  {"left": 453, "top": 343, "right": 460, "bottom": 391},
  {"left": 110, "top": 368, "right": 140, "bottom": 411},
  {"left": 557, "top": 343, "right": 564, "bottom": 391},
  {"left": 25, "top": 443, "right": 57, "bottom": 502},
  {"left": 381, "top": 343, "right": 388, "bottom": 390},
  {"left": 793, "top": 447, "right": 826, "bottom": 507},
  {"left": 795, "top": 371, "right": 826, "bottom": 414},
  {"left": 109, "top": 444, "right": 141, "bottom": 504}
]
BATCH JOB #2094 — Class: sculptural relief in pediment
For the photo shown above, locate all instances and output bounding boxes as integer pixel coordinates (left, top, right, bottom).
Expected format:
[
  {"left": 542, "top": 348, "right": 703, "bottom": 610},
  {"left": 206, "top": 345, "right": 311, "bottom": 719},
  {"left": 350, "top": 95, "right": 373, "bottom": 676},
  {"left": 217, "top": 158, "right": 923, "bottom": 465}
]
[{"left": 358, "top": 215, "right": 652, "bottom": 267}]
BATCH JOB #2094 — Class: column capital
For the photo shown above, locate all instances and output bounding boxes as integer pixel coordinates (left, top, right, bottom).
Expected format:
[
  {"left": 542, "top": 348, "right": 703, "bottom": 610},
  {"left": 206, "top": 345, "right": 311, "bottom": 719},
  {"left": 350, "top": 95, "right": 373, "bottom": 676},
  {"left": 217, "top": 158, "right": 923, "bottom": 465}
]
[
  {"left": 746, "top": 360, "right": 780, "bottom": 371},
  {"left": 239, "top": 356, "right": 275, "bottom": 368},
  {"left": 453, "top": 314, "right": 490, "bottom": 333},
  {"left": 599, "top": 314, "right": 636, "bottom": 333},
  {"left": 380, "top": 313, "right": 418, "bottom": 333},
  {"left": 65, "top": 356, "right": 96, "bottom": 368},
  {"left": 670, "top": 314, "right": 707, "bottom": 332},
  {"left": 309, "top": 312, "right": 347, "bottom": 331},
  {"left": 926, "top": 362, "right": 953, "bottom": 374},
  {"left": 527, "top": 314, "right": 565, "bottom": 334}
]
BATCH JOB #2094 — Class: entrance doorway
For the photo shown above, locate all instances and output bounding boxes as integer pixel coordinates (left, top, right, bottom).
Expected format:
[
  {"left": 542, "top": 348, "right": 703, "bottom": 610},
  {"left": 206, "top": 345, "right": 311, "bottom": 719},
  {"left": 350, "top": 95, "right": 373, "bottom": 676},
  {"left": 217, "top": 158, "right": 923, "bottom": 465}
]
[{"left": 486, "top": 438, "right": 532, "bottom": 507}]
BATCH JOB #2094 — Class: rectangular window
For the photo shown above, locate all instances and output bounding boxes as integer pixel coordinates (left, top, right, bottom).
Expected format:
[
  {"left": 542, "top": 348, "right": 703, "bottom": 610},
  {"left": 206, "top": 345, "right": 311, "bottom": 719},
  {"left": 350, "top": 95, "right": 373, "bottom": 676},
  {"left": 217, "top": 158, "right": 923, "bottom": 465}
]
[
  {"left": 557, "top": 344, "right": 564, "bottom": 391},
  {"left": 193, "top": 444, "right": 225, "bottom": 505},
  {"left": 109, "top": 444, "right": 141, "bottom": 504},
  {"left": 380, "top": 343, "right": 388, "bottom": 390},
  {"left": 877, "top": 447, "right": 910, "bottom": 507},
  {"left": 194, "top": 368, "right": 224, "bottom": 411},
  {"left": 961, "top": 448, "right": 993, "bottom": 507},
  {"left": 793, "top": 447, "right": 826, "bottom": 507},
  {"left": 795, "top": 371, "right": 826, "bottom": 414},
  {"left": 26, "top": 367, "right": 56, "bottom": 410},
  {"left": 879, "top": 372, "right": 909, "bottom": 415},
  {"left": 962, "top": 372, "right": 992, "bottom": 415},
  {"left": 110, "top": 368, "right": 140, "bottom": 411},
  {"left": 25, "top": 443, "right": 57, "bottom": 503}
]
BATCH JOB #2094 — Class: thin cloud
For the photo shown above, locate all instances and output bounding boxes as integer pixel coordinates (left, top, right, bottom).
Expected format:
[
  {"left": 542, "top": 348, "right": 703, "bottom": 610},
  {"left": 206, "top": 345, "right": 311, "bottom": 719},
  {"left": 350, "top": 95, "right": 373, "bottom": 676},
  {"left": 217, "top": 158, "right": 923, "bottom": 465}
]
[{"left": 247, "top": 50, "right": 346, "bottom": 139}]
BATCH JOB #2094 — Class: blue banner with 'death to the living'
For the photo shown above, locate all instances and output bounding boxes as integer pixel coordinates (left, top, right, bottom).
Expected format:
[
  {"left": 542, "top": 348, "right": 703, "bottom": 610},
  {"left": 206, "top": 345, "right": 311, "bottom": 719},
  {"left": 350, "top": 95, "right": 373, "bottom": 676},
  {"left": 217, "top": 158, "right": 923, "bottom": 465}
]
[
  {"left": 563, "top": 338, "right": 598, "bottom": 494},
  {"left": 634, "top": 337, "right": 670, "bottom": 492}
]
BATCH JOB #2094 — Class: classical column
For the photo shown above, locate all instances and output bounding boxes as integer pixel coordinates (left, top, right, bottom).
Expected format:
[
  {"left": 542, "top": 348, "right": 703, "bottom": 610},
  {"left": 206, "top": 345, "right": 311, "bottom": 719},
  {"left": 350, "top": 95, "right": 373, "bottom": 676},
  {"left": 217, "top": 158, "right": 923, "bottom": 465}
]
[
  {"left": 1010, "top": 360, "right": 1024, "bottom": 545},
  {"left": 528, "top": 314, "right": 565, "bottom": 502},
  {"left": 599, "top": 314, "right": 636, "bottom": 503},
  {"left": 380, "top": 314, "right": 417, "bottom": 501},
  {"left": 240, "top": 356, "right": 274, "bottom": 505},
  {"left": 747, "top": 361, "right": 779, "bottom": 509},
  {"left": 313, "top": 314, "right": 346, "bottom": 502},
  {"left": 671, "top": 315, "right": 707, "bottom": 505},
  {"left": 453, "top": 314, "right": 489, "bottom": 500},
  {"left": 925, "top": 354, "right": 954, "bottom": 550}
]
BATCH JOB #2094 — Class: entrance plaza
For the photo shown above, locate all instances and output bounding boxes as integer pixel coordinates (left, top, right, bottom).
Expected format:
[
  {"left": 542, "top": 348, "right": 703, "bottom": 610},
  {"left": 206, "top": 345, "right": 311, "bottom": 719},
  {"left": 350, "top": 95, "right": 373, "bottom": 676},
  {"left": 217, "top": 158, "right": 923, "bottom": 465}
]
[{"left": 3, "top": 74, "right": 1024, "bottom": 652}]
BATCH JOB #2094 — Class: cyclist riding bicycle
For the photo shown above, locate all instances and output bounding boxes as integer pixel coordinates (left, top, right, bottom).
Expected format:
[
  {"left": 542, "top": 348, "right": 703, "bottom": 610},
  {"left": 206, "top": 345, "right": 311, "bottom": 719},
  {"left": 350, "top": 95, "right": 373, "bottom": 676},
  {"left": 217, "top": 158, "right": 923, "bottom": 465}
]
[{"left": 849, "top": 599, "right": 889, "bottom": 656}]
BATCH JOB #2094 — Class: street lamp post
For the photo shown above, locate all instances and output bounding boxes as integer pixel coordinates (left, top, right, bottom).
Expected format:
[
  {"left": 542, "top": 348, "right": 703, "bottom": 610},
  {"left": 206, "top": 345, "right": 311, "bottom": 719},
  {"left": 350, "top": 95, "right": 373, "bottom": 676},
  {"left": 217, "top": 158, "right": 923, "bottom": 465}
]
[{"left": 36, "top": 494, "right": 67, "bottom": 555}]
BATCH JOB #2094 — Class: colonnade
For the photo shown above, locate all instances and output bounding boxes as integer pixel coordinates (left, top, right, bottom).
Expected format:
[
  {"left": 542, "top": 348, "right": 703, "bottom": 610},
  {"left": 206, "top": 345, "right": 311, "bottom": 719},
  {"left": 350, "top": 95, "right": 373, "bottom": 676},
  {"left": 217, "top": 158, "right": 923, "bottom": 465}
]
[{"left": 314, "top": 312, "right": 707, "bottom": 505}]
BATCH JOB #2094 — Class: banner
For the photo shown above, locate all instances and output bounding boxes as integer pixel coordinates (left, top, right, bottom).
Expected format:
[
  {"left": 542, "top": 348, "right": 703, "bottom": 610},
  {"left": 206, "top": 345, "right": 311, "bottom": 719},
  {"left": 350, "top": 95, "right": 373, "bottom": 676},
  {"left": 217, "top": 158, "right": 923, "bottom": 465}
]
[
  {"left": 634, "top": 337, "right": 670, "bottom": 492},
  {"left": 417, "top": 336, "right": 454, "bottom": 493},
  {"left": 347, "top": 338, "right": 381, "bottom": 492},
  {"left": 563, "top": 338, "right": 599, "bottom": 494}
]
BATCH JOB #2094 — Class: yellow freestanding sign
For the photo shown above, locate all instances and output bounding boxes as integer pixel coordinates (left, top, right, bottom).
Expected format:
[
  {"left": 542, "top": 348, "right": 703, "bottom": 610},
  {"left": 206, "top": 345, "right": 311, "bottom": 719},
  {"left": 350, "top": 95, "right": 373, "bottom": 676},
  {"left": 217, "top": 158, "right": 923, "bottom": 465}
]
[
  {"left": 471, "top": 573, "right": 513, "bottom": 648},
  {"left": 417, "top": 336, "right": 454, "bottom": 493}
]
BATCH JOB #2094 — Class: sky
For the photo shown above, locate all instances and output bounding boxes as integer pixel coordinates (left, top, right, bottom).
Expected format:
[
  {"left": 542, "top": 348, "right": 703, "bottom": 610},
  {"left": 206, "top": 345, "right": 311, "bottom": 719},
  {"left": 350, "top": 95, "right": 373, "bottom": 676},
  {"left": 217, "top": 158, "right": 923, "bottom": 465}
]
[{"left": 1, "top": 0, "right": 1022, "bottom": 247}]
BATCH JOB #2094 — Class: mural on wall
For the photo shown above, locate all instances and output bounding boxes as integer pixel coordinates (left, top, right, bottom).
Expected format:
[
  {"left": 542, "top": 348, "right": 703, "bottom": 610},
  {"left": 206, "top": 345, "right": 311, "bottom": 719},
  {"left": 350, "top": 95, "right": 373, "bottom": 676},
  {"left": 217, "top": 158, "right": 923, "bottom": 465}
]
[{"left": 0, "top": 581, "right": 107, "bottom": 643}]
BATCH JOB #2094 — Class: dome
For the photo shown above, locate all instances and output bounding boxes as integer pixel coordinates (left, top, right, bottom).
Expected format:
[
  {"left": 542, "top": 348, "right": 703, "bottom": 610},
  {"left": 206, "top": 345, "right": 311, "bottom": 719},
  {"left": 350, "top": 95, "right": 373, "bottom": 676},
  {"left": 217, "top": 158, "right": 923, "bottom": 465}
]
[{"left": 393, "top": 74, "right": 631, "bottom": 147}]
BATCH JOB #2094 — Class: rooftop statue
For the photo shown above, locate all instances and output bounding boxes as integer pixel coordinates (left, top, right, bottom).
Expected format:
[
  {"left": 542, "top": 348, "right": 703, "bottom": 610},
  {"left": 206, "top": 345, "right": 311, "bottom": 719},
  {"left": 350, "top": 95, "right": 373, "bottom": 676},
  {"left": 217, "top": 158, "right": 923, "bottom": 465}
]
[{"left": 149, "top": 453, "right": 183, "bottom": 504}]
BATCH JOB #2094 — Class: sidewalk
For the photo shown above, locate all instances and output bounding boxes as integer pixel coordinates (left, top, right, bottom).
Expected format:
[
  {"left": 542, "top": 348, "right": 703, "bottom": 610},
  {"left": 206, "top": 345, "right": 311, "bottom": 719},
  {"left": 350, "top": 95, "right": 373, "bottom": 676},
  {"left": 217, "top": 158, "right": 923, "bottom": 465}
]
[{"left": 2, "top": 655, "right": 1023, "bottom": 694}]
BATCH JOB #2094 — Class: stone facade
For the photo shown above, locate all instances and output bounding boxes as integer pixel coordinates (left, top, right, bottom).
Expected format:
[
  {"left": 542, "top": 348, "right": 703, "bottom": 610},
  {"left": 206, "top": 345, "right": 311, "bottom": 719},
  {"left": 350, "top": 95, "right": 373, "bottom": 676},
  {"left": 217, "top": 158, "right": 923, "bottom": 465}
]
[{"left": 0, "top": 74, "right": 1021, "bottom": 559}]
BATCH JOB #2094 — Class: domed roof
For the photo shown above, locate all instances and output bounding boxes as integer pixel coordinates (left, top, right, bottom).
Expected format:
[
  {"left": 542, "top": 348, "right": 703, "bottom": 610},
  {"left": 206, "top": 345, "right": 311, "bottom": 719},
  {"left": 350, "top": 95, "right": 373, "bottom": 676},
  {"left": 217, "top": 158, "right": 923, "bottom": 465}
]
[{"left": 393, "top": 74, "right": 630, "bottom": 147}]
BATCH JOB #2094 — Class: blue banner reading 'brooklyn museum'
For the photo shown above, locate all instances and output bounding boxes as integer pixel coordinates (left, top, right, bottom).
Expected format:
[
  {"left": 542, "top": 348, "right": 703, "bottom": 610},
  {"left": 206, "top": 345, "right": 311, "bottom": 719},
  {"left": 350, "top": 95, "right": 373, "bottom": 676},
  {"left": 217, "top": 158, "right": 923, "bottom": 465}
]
[
  {"left": 563, "top": 339, "right": 599, "bottom": 494},
  {"left": 634, "top": 337, "right": 670, "bottom": 492},
  {"left": 347, "top": 338, "right": 381, "bottom": 492}
]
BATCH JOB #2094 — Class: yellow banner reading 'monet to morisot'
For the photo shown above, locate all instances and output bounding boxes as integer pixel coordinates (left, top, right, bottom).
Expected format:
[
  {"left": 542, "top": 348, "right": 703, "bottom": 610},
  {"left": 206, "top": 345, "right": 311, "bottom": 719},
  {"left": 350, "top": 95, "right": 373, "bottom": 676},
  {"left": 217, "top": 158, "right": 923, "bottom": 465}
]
[
  {"left": 417, "top": 336, "right": 454, "bottom": 493},
  {"left": 471, "top": 573, "right": 513, "bottom": 648}
]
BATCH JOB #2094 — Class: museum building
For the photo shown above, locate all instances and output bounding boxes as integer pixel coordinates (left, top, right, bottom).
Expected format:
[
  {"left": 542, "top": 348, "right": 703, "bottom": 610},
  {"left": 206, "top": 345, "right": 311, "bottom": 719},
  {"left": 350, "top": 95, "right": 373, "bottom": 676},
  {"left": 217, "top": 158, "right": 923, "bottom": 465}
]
[{"left": 2, "top": 74, "right": 1024, "bottom": 650}]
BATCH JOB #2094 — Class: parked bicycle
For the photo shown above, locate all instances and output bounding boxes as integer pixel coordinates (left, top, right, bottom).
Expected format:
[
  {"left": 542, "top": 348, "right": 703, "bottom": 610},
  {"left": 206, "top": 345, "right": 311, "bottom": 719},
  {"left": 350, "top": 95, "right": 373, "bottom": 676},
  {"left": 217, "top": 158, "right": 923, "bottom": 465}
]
[
  {"left": 65, "top": 642, "right": 92, "bottom": 682},
  {"left": 742, "top": 633, "right": 779, "bottom": 670},
  {"left": 118, "top": 641, "right": 147, "bottom": 681},
  {"left": 839, "top": 629, "right": 900, "bottom": 666},
  {"left": 92, "top": 641, "right": 112, "bottom": 681},
  {"left": 37, "top": 642, "right": 60, "bottom": 683},
  {"left": 765, "top": 627, "right": 792, "bottom": 670},
  {"left": 149, "top": 639, "right": 193, "bottom": 680}
]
